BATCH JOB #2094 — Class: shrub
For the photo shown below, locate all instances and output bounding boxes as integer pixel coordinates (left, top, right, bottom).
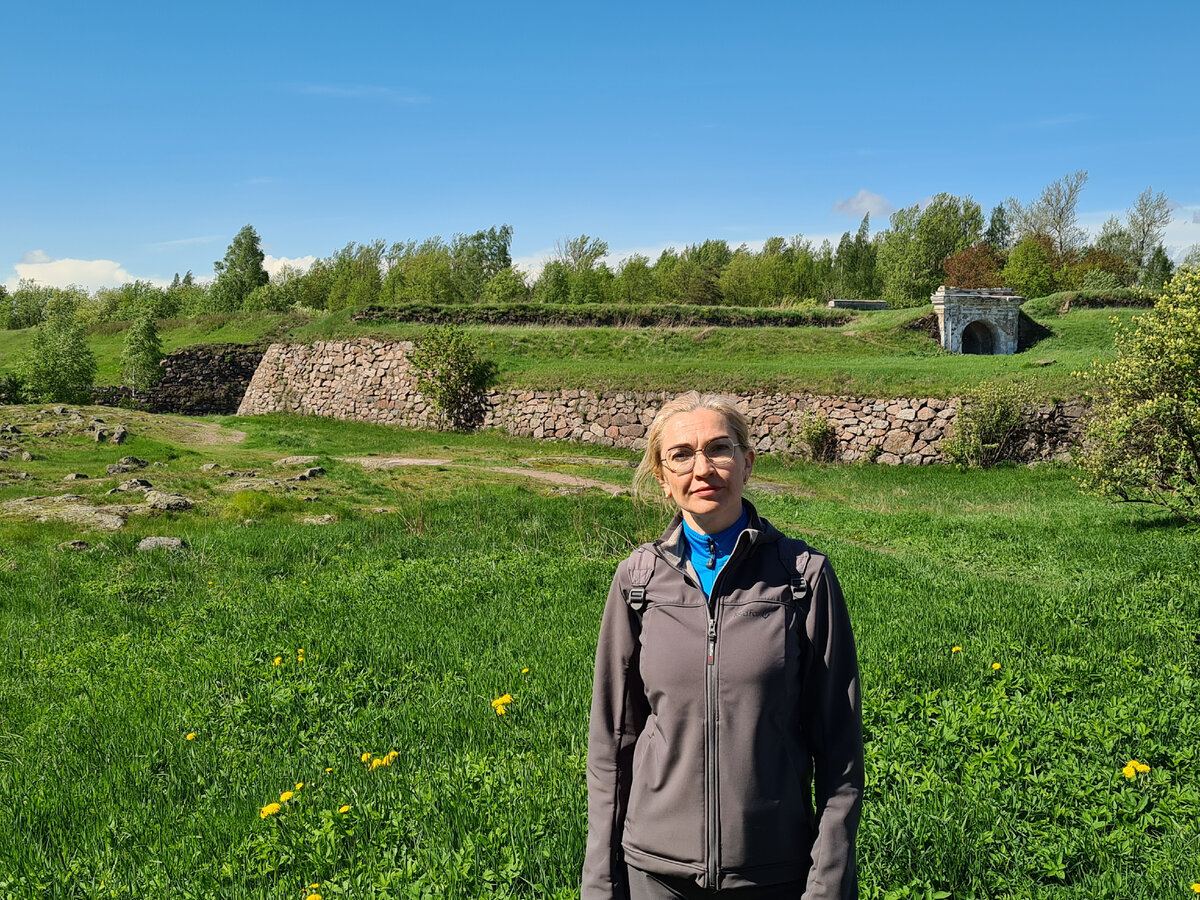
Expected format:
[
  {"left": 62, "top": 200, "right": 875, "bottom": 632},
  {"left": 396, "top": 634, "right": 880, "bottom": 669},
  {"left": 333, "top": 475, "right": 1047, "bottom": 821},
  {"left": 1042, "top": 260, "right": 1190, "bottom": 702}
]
[
  {"left": 795, "top": 411, "right": 838, "bottom": 462},
  {"left": 407, "top": 325, "right": 498, "bottom": 431},
  {"left": 20, "top": 294, "right": 97, "bottom": 403},
  {"left": 942, "top": 381, "right": 1035, "bottom": 469},
  {"left": 1074, "top": 267, "right": 1200, "bottom": 521},
  {"left": 0, "top": 372, "right": 28, "bottom": 405},
  {"left": 120, "top": 312, "right": 164, "bottom": 401}
]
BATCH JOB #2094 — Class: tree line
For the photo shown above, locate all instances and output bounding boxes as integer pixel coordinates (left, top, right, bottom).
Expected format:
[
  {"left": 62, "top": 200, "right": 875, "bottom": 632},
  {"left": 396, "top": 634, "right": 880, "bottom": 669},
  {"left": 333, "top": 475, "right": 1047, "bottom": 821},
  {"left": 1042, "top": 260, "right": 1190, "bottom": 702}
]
[{"left": 2, "top": 173, "right": 1195, "bottom": 333}]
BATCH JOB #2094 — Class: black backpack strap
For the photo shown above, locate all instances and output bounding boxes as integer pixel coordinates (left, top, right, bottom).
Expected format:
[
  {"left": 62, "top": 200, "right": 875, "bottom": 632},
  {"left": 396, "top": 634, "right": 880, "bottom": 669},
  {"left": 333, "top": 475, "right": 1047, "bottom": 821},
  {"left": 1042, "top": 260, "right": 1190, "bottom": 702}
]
[{"left": 626, "top": 546, "right": 655, "bottom": 614}]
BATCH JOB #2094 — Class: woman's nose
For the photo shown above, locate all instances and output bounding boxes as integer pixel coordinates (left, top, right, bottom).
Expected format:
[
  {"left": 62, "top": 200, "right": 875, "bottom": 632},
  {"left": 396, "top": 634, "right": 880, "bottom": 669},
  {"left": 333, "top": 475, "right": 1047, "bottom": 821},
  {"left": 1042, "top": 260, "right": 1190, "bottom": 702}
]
[{"left": 692, "top": 450, "right": 714, "bottom": 475}]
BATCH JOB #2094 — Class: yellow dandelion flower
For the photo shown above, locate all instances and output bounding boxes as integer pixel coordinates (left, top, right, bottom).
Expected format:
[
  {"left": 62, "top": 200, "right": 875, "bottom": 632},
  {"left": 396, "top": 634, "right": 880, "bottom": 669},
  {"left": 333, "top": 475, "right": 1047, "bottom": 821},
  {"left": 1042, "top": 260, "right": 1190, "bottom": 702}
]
[
  {"left": 273, "top": 656, "right": 282, "bottom": 666},
  {"left": 279, "top": 790, "right": 295, "bottom": 803},
  {"left": 991, "top": 662, "right": 1001, "bottom": 670},
  {"left": 521, "top": 667, "right": 530, "bottom": 674},
  {"left": 951, "top": 646, "right": 961, "bottom": 653},
  {"left": 185, "top": 732, "right": 196, "bottom": 741},
  {"left": 306, "top": 894, "right": 322, "bottom": 900},
  {"left": 495, "top": 705, "right": 507, "bottom": 716},
  {"left": 259, "top": 802, "right": 282, "bottom": 818},
  {"left": 338, "top": 804, "right": 351, "bottom": 814},
  {"left": 1190, "top": 883, "right": 1200, "bottom": 894},
  {"left": 1122, "top": 763, "right": 1137, "bottom": 779},
  {"left": 295, "top": 782, "right": 304, "bottom": 790},
  {"left": 370, "top": 757, "right": 385, "bottom": 769},
  {"left": 325, "top": 767, "right": 333, "bottom": 773},
  {"left": 207, "top": 581, "right": 213, "bottom": 585},
  {"left": 361, "top": 752, "right": 371, "bottom": 763},
  {"left": 309, "top": 884, "right": 320, "bottom": 890},
  {"left": 386, "top": 750, "right": 398, "bottom": 762},
  {"left": 491, "top": 693, "right": 514, "bottom": 708},
  {"left": 302, "top": 580, "right": 307, "bottom": 584},
  {"left": 1133, "top": 761, "right": 1150, "bottom": 773}
]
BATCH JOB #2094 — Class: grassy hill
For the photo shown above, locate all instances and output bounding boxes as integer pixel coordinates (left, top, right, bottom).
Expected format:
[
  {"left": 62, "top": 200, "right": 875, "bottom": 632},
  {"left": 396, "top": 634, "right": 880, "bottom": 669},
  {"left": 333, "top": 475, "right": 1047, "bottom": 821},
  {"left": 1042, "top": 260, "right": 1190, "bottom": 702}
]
[{"left": 0, "top": 301, "right": 1142, "bottom": 400}]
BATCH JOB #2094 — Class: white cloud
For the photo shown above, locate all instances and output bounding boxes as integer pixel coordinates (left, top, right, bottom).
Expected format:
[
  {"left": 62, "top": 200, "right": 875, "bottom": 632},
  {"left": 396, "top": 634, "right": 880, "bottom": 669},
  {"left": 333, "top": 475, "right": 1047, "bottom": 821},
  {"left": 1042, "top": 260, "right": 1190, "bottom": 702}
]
[
  {"left": 264, "top": 254, "right": 317, "bottom": 280},
  {"left": 4, "top": 252, "right": 163, "bottom": 293},
  {"left": 832, "top": 189, "right": 896, "bottom": 219},
  {"left": 1194, "top": 210, "right": 1200, "bottom": 225}
]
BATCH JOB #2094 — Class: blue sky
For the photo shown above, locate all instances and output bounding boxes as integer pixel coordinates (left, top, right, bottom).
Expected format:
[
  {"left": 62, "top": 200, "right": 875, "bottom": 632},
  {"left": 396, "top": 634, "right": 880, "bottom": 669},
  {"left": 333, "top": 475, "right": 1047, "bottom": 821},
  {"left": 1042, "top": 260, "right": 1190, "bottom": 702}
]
[{"left": 3, "top": 0, "right": 1198, "bottom": 292}]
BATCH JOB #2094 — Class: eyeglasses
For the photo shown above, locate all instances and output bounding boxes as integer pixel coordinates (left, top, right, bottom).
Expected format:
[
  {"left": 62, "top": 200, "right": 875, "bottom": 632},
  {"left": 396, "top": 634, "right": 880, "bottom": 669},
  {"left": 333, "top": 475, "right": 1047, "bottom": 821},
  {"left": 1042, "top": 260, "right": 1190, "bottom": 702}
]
[{"left": 661, "top": 438, "right": 741, "bottom": 474}]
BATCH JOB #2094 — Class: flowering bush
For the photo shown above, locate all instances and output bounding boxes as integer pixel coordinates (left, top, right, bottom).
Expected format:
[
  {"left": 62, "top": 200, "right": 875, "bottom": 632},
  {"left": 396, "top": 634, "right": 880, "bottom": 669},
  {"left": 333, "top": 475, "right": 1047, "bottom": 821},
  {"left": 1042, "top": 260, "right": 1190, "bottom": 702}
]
[{"left": 1075, "top": 267, "right": 1200, "bottom": 521}]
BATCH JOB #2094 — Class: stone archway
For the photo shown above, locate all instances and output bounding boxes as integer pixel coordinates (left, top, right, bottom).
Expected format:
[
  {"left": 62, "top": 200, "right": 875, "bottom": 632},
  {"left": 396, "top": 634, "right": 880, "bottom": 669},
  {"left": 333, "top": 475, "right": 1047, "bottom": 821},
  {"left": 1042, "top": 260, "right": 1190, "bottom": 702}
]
[{"left": 961, "top": 319, "right": 996, "bottom": 355}]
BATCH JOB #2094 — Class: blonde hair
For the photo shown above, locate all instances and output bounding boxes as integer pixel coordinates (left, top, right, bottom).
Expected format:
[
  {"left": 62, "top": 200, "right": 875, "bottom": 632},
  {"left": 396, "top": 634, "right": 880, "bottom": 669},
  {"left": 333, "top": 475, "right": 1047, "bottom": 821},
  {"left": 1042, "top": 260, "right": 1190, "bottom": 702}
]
[{"left": 632, "top": 391, "right": 751, "bottom": 500}]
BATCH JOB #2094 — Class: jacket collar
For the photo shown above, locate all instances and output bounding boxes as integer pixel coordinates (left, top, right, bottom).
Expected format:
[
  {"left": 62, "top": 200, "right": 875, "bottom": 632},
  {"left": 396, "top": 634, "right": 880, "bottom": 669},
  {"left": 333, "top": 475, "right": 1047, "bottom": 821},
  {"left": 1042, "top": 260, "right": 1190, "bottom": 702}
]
[{"left": 653, "top": 498, "right": 780, "bottom": 573}]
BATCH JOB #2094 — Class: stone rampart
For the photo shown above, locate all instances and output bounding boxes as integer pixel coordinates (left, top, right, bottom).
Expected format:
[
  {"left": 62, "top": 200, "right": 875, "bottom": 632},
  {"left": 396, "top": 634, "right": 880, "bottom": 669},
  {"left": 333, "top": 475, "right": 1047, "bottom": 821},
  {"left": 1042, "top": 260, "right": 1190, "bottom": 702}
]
[
  {"left": 92, "top": 344, "right": 265, "bottom": 414},
  {"left": 238, "top": 339, "right": 1086, "bottom": 464}
]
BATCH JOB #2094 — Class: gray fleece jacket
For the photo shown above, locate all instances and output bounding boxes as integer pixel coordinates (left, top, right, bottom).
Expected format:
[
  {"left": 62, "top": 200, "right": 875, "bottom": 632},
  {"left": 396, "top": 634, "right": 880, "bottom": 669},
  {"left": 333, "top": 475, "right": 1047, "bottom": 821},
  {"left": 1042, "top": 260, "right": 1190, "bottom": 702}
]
[{"left": 583, "top": 502, "right": 862, "bottom": 898}]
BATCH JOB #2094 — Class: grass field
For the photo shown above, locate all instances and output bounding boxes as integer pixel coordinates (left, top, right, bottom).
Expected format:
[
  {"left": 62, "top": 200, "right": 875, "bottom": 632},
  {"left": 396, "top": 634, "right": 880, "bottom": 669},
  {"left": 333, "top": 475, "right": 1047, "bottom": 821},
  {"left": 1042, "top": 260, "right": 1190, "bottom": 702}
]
[
  {"left": 0, "top": 410, "right": 1197, "bottom": 898},
  {"left": 0, "top": 302, "right": 1140, "bottom": 400}
]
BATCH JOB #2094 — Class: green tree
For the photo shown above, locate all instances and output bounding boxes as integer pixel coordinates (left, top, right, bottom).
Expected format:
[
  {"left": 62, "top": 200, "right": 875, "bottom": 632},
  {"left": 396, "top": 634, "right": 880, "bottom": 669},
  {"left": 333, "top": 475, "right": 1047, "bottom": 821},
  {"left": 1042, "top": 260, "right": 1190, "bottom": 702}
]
[
  {"left": 943, "top": 242, "right": 1004, "bottom": 289},
  {"left": 1141, "top": 244, "right": 1175, "bottom": 291},
  {"left": 325, "top": 241, "right": 385, "bottom": 310},
  {"left": 407, "top": 325, "right": 498, "bottom": 430},
  {"left": 449, "top": 225, "right": 514, "bottom": 302},
  {"left": 20, "top": 291, "right": 97, "bottom": 403},
  {"left": 120, "top": 311, "right": 164, "bottom": 401},
  {"left": 211, "top": 225, "right": 269, "bottom": 311},
  {"left": 481, "top": 266, "right": 529, "bottom": 303},
  {"left": 614, "top": 254, "right": 654, "bottom": 304},
  {"left": 1075, "top": 267, "right": 1200, "bottom": 521},
  {"left": 984, "top": 204, "right": 1011, "bottom": 251},
  {"left": 877, "top": 194, "right": 983, "bottom": 305},
  {"left": 1001, "top": 235, "right": 1056, "bottom": 298}
]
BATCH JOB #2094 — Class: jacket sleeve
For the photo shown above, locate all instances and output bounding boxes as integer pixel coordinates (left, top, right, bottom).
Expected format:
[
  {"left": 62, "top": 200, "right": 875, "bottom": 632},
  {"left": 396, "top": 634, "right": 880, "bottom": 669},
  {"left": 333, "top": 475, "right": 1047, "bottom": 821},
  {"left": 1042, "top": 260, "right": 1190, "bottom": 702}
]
[
  {"left": 582, "top": 561, "right": 651, "bottom": 900},
  {"left": 800, "top": 560, "right": 864, "bottom": 900}
]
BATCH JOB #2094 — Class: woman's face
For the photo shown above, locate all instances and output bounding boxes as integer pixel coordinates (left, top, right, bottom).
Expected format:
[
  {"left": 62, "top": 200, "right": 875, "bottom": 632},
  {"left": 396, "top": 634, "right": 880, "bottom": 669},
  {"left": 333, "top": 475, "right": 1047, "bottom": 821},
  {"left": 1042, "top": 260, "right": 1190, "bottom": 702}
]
[{"left": 656, "top": 407, "right": 754, "bottom": 534}]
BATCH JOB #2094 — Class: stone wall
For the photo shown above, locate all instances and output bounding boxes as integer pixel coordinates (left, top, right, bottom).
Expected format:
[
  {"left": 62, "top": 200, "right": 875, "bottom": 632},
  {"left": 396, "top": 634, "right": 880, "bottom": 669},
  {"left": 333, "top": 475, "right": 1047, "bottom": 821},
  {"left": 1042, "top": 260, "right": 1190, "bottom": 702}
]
[
  {"left": 93, "top": 344, "right": 265, "bottom": 415},
  {"left": 239, "top": 339, "right": 1086, "bottom": 464}
]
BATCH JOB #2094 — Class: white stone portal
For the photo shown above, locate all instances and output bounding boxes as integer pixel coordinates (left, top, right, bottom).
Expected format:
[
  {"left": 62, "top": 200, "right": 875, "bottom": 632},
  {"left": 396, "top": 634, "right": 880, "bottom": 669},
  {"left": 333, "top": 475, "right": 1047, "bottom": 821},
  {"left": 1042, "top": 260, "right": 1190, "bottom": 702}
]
[{"left": 930, "top": 286, "right": 1025, "bottom": 355}]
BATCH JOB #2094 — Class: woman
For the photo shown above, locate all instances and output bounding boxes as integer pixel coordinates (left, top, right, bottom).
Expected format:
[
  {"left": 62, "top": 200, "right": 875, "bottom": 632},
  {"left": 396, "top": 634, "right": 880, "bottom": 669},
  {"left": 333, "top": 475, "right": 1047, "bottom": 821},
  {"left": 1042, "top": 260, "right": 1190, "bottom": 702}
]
[{"left": 583, "top": 392, "right": 862, "bottom": 900}]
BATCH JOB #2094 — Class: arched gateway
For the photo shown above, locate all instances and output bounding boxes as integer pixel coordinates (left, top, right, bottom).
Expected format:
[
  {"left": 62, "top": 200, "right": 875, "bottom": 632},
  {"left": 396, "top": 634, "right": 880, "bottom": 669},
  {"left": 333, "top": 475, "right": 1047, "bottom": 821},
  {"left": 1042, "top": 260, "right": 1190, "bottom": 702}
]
[{"left": 930, "top": 287, "right": 1025, "bottom": 355}]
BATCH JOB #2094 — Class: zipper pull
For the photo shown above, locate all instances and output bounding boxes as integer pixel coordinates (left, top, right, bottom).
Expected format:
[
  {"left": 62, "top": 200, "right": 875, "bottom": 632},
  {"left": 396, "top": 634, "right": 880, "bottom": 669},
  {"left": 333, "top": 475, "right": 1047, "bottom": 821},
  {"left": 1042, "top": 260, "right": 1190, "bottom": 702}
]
[
  {"left": 706, "top": 537, "right": 717, "bottom": 570},
  {"left": 707, "top": 618, "right": 716, "bottom": 665}
]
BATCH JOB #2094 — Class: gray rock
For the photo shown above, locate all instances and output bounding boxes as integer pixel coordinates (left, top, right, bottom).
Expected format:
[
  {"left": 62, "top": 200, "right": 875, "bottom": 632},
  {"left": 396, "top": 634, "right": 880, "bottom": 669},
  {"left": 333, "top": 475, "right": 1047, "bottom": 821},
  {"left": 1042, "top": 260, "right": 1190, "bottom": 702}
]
[
  {"left": 301, "top": 514, "right": 336, "bottom": 525},
  {"left": 144, "top": 491, "right": 193, "bottom": 511},
  {"left": 0, "top": 423, "right": 20, "bottom": 434},
  {"left": 111, "top": 424, "right": 128, "bottom": 444},
  {"left": 106, "top": 463, "right": 134, "bottom": 475},
  {"left": 51, "top": 406, "right": 67, "bottom": 416},
  {"left": 0, "top": 448, "right": 9, "bottom": 460},
  {"left": 273, "top": 455, "right": 319, "bottom": 467},
  {"left": 93, "top": 429, "right": 110, "bottom": 442},
  {"left": 137, "top": 536, "right": 185, "bottom": 552},
  {"left": 58, "top": 540, "right": 90, "bottom": 552},
  {"left": 199, "top": 463, "right": 222, "bottom": 472},
  {"left": 117, "top": 456, "right": 149, "bottom": 469},
  {"left": 20, "top": 451, "right": 33, "bottom": 462},
  {"left": 110, "top": 478, "right": 153, "bottom": 494},
  {"left": 63, "top": 473, "right": 89, "bottom": 481}
]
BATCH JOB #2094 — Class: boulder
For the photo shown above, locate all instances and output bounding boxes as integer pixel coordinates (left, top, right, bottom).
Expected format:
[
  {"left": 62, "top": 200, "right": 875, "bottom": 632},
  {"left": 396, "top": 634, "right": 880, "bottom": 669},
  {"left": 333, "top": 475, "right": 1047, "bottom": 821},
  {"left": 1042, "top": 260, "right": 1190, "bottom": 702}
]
[
  {"left": 273, "top": 455, "right": 319, "bottom": 467},
  {"left": 63, "top": 473, "right": 89, "bottom": 481},
  {"left": 137, "top": 536, "right": 186, "bottom": 552},
  {"left": 58, "top": 540, "right": 90, "bottom": 552},
  {"left": 144, "top": 491, "right": 193, "bottom": 511}
]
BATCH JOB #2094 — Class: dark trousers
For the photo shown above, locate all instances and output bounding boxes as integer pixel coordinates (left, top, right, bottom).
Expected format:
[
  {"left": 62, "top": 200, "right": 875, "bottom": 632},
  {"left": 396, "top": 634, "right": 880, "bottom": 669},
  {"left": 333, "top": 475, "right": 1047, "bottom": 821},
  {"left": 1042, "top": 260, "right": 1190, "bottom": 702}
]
[{"left": 626, "top": 865, "right": 805, "bottom": 899}]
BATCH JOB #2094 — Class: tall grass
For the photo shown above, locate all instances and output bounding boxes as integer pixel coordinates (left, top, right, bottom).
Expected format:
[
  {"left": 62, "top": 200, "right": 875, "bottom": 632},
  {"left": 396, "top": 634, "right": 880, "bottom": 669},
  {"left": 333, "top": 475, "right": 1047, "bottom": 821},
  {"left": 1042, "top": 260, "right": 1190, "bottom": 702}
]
[{"left": 0, "top": 416, "right": 1196, "bottom": 897}]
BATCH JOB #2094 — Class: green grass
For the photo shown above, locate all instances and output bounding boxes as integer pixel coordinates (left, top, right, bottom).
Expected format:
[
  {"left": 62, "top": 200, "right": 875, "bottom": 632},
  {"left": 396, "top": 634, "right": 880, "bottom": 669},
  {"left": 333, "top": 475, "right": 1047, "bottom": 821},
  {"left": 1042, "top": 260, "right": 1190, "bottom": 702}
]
[
  {"left": 0, "top": 303, "right": 1141, "bottom": 400},
  {"left": 0, "top": 411, "right": 1197, "bottom": 898}
]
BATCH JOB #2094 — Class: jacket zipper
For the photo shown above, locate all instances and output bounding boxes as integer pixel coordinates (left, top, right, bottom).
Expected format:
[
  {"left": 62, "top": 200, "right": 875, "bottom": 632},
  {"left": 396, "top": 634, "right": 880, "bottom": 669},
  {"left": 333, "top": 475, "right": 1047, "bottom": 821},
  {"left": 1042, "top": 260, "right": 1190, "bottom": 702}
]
[
  {"left": 701, "top": 528, "right": 754, "bottom": 891},
  {"left": 706, "top": 611, "right": 718, "bottom": 889}
]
